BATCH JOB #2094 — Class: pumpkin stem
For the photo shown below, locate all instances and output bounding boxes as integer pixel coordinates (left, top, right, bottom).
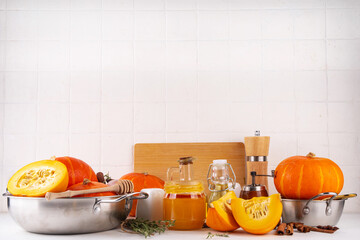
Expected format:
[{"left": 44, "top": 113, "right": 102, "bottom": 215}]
[
  {"left": 306, "top": 152, "right": 316, "bottom": 158},
  {"left": 83, "top": 178, "right": 91, "bottom": 185},
  {"left": 144, "top": 172, "right": 148, "bottom": 176}
]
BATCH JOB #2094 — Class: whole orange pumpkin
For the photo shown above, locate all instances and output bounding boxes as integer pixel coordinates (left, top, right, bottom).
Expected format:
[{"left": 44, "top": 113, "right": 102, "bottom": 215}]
[
  {"left": 68, "top": 179, "right": 116, "bottom": 198},
  {"left": 274, "top": 152, "right": 344, "bottom": 199},
  {"left": 56, "top": 156, "right": 98, "bottom": 187},
  {"left": 121, "top": 172, "right": 165, "bottom": 217}
]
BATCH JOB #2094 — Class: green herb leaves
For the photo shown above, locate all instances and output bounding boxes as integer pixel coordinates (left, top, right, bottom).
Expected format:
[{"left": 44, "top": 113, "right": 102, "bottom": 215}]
[
  {"left": 121, "top": 218, "right": 175, "bottom": 238},
  {"left": 206, "top": 232, "right": 230, "bottom": 239}
]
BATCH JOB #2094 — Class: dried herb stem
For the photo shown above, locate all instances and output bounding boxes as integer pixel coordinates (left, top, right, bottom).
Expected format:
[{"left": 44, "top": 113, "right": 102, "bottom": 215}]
[
  {"left": 121, "top": 218, "right": 175, "bottom": 238},
  {"left": 206, "top": 232, "right": 229, "bottom": 239}
]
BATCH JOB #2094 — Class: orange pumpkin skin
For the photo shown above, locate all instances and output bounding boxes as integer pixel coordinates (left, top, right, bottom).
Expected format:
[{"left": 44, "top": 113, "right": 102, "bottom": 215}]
[
  {"left": 207, "top": 208, "right": 239, "bottom": 232},
  {"left": 274, "top": 153, "right": 344, "bottom": 199},
  {"left": 120, "top": 172, "right": 165, "bottom": 217},
  {"left": 206, "top": 191, "right": 239, "bottom": 232},
  {"left": 68, "top": 181, "right": 116, "bottom": 198},
  {"left": 56, "top": 156, "right": 98, "bottom": 187}
]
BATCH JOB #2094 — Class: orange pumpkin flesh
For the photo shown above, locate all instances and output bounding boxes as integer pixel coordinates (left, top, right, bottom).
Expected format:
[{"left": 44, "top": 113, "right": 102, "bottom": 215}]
[
  {"left": 121, "top": 172, "right": 165, "bottom": 217},
  {"left": 206, "top": 191, "right": 239, "bottom": 232},
  {"left": 231, "top": 194, "right": 282, "bottom": 235},
  {"left": 67, "top": 179, "right": 116, "bottom": 198},
  {"left": 274, "top": 152, "right": 344, "bottom": 199},
  {"left": 7, "top": 160, "right": 69, "bottom": 197},
  {"left": 56, "top": 156, "right": 98, "bottom": 187}
]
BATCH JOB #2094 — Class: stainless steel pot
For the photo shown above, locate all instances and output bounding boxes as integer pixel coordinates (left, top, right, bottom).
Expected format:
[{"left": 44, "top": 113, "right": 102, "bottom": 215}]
[
  {"left": 3, "top": 192, "right": 148, "bottom": 234},
  {"left": 281, "top": 192, "right": 345, "bottom": 226}
]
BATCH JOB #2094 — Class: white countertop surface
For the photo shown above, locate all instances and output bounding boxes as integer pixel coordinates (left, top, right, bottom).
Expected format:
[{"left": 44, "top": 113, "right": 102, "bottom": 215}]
[{"left": 1, "top": 212, "right": 359, "bottom": 240}]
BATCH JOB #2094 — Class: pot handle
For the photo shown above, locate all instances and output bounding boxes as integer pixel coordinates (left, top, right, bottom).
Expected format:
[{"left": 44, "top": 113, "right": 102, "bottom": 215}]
[
  {"left": 129, "top": 192, "right": 149, "bottom": 201},
  {"left": 93, "top": 192, "right": 148, "bottom": 213},
  {"left": 303, "top": 192, "right": 337, "bottom": 216}
]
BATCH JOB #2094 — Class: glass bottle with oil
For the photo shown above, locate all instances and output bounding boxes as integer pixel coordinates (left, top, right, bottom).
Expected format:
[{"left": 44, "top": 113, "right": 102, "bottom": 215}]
[{"left": 207, "top": 159, "right": 236, "bottom": 206}]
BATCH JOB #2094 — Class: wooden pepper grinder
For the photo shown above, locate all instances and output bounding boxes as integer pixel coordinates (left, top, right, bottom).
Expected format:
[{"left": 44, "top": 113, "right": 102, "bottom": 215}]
[{"left": 244, "top": 130, "right": 270, "bottom": 190}]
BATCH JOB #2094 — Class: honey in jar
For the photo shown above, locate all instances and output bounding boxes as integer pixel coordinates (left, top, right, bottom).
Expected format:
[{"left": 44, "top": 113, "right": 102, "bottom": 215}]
[{"left": 163, "top": 157, "right": 206, "bottom": 230}]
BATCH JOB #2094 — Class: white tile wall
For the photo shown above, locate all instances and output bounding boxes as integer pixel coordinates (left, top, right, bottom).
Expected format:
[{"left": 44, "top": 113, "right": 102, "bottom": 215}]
[
  {"left": 102, "top": 12, "right": 133, "bottom": 40},
  {"left": 4, "top": 72, "right": 37, "bottom": 103},
  {"left": 294, "top": 9, "right": 325, "bottom": 39},
  {"left": 263, "top": 71, "right": 294, "bottom": 101},
  {"left": 38, "top": 12, "right": 70, "bottom": 40},
  {"left": 6, "top": 11, "right": 37, "bottom": 40},
  {"left": 229, "top": 71, "right": 262, "bottom": 101},
  {"left": 102, "top": 71, "right": 133, "bottom": 102},
  {"left": 229, "top": 11, "right": 261, "bottom": 40},
  {"left": 166, "top": 71, "right": 197, "bottom": 102},
  {"left": 166, "top": 11, "right": 197, "bottom": 40},
  {"left": 263, "top": 41, "right": 294, "bottom": 70},
  {"left": 294, "top": 71, "right": 327, "bottom": 101},
  {"left": 166, "top": 102, "right": 197, "bottom": 132},
  {"left": 198, "top": 41, "right": 229, "bottom": 71},
  {"left": 1, "top": 0, "right": 360, "bottom": 213},
  {"left": 262, "top": 11, "right": 293, "bottom": 39},
  {"left": 229, "top": 41, "right": 262, "bottom": 70},
  {"left": 135, "top": 11, "right": 165, "bottom": 40},
  {"left": 101, "top": 102, "right": 133, "bottom": 133},
  {"left": 198, "top": 71, "right": 229, "bottom": 101}
]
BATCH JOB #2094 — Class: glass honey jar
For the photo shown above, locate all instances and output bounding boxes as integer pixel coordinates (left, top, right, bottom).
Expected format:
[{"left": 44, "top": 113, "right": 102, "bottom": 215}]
[{"left": 163, "top": 157, "right": 206, "bottom": 230}]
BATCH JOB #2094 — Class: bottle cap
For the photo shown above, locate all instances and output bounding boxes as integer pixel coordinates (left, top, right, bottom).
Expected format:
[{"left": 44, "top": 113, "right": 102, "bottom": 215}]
[
  {"left": 178, "top": 156, "right": 194, "bottom": 165},
  {"left": 242, "top": 184, "right": 267, "bottom": 192},
  {"left": 213, "top": 159, "right": 227, "bottom": 165}
]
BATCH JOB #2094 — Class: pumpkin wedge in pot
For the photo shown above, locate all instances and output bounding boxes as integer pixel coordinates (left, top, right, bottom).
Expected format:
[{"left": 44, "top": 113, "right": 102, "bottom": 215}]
[
  {"left": 7, "top": 160, "right": 69, "bottom": 197},
  {"left": 231, "top": 194, "right": 282, "bottom": 235},
  {"left": 206, "top": 191, "right": 239, "bottom": 232}
]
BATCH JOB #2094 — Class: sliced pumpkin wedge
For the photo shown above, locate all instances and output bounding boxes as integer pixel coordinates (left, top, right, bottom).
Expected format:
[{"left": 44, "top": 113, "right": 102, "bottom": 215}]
[
  {"left": 206, "top": 191, "right": 239, "bottom": 232},
  {"left": 7, "top": 160, "right": 69, "bottom": 197},
  {"left": 231, "top": 194, "right": 282, "bottom": 235}
]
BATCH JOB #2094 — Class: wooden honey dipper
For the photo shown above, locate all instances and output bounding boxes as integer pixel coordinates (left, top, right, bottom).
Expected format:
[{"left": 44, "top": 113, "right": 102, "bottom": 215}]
[{"left": 45, "top": 179, "right": 134, "bottom": 201}]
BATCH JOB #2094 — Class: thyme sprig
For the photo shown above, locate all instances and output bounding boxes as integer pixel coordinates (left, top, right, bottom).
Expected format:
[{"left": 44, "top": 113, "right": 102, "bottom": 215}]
[
  {"left": 104, "top": 172, "right": 112, "bottom": 183},
  {"left": 206, "top": 232, "right": 230, "bottom": 239},
  {"left": 121, "top": 218, "right": 175, "bottom": 238}
]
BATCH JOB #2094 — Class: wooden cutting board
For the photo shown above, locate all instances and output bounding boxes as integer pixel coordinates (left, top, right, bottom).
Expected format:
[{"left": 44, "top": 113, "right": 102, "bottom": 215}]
[{"left": 134, "top": 142, "right": 246, "bottom": 193}]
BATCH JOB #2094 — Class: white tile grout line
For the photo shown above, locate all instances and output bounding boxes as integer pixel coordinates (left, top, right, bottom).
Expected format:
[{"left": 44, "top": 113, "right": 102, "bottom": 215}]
[
  {"left": 3, "top": 38, "right": 360, "bottom": 42},
  {"left": 164, "top": 0, "right": 168, "bottom": 143},
  {"left": 260, "top": 7, "right": 265, "bottom": 137},
  {"left": 35, "top": 4, "right": 39, "bottom": 161},
  {"left": 227, "top": 0, "right": 231, "bottom": 137},
  {"left": 0, "top": 0, "right": 6, "bottom": 201},
  {"left": 99, "top": 0, "right": 103, "bottom": 168},
  {"left": 132, "top": 0, "right": 136, "bottom": 166},
  {"left": 292, "top": 8, "right": 299, "bottom": 155},
  {"left": 324, "top": 1, "right": 330, "bottom": 157},
  {"left": 68, "top": 2, "right": 72, "bottom": 156},
  {"left": 5, "top": 7, "right": 360, "bottom": 12},
  {"left": 196, "top": 0, "right": 199, "bottom": 142}
]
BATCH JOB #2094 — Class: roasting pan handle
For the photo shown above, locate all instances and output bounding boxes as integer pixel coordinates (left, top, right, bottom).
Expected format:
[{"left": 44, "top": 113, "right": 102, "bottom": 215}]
[
  {"left": 303, "top": 192, "right": 337, "bottom": 216},
  {"left": 93, "top": 192, "right": 148, "bottom": 213}
]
